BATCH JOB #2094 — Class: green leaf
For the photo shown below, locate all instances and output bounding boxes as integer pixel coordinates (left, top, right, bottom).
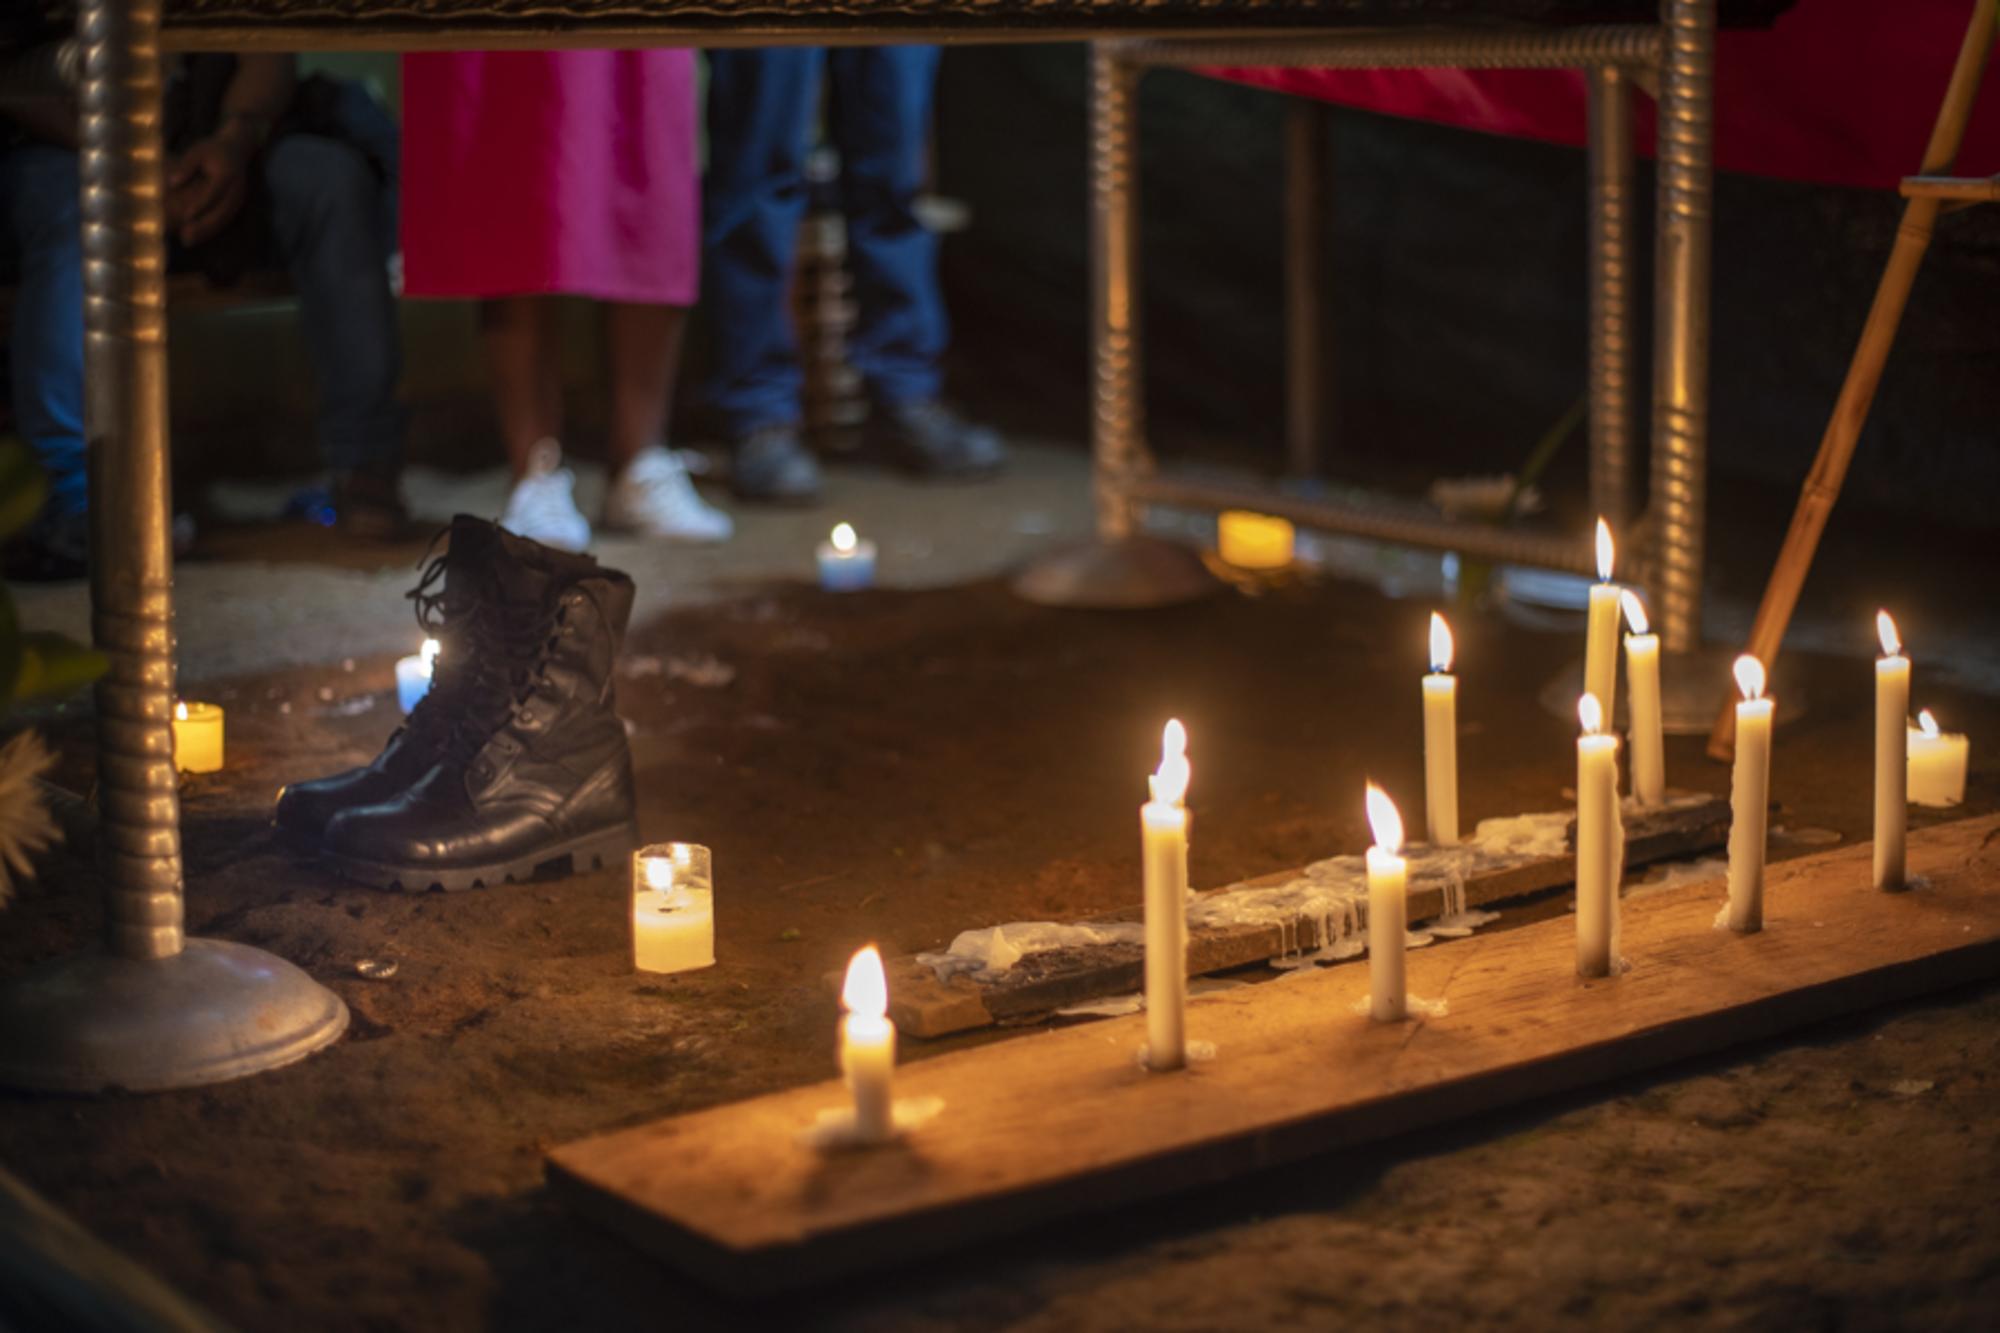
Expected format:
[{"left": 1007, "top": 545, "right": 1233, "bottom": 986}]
[
  {"left": 0, "top": 440, "right": 48, "bottom": 542},
  {"left": 11, "top": 632, "right": 107, "bottom": 701}
]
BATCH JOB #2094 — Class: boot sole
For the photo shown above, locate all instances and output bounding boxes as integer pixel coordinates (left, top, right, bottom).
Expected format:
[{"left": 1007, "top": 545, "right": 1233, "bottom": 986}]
[{"left": 326, "top": 822, "right": 639, "bottom": 894}]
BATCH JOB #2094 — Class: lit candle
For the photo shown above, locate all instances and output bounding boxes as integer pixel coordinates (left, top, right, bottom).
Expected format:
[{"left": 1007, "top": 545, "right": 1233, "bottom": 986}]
[
  {"left": 1217, "top": 510, "right": 1295, "bottom": 570},
  {"left": 1575, "top": 693, "right": 1623, "bottom": 978},
  {"left": 1422, "top": 613, "right": 1459, "bottom": 845},
  {"left": 1875, "top": 610, "right": 1908, "bottom": 891},
  {"left": 630, "top": 842, "right": 716, "bottom": 974},
  {"left": 1141, "top": 719, "right": 1191, "bottom": 1071},
  {"left": 1726, "top": 655, "right": 1772, "bottom": 934},
  {"left": 816, "top": 522, "right": 877, "bottom": 592},
  {"left": 839, "top": 945, "right": 896, "bottom": 1143},
  {"left": 1907, "top": 709, "right": 1968, "bottom": 808},
  {"left": 395, "top": 637, "right": 440, "bottom": 715},
  {"left": 1365, "top": 784, "right": 1408, "bottom": 1022},
  {"left": 171, "top": 701, "right": 224, "bottom": 774},
  {"left": 1620, "top": 590, "right": 1665, "bottom": 807},
  {"left": 1583, "top": 517, "right": 1620, "bottom": 727}
]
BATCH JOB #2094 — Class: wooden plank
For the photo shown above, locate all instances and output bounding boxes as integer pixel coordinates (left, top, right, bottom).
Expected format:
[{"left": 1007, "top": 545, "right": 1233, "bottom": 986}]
[
  {"left": 549, "top": 814, "right": 2000, "bottom": 1296},
  {"left": 884, "top": 796, "right": 1730, "bottom": 1037}
]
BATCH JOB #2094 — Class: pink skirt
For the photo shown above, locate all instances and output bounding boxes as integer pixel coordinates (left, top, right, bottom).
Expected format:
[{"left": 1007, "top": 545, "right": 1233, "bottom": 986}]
[{"left": 400, "top": 50, "right": 700, "bottom": 305}]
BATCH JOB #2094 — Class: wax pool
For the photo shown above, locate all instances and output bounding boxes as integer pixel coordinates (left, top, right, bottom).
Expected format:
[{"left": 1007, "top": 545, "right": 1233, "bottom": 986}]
[
  {"left": 171, "top": 701, "right": 224, "bottom": 774},
  {"left": 630, "top": 843, "right": 716, "bottom": 974}
]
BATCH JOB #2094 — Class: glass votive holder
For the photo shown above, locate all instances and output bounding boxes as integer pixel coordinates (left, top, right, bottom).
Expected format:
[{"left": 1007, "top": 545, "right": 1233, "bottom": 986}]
[{"left": 631, "top": 842, "right": 716, "bottom": 975}]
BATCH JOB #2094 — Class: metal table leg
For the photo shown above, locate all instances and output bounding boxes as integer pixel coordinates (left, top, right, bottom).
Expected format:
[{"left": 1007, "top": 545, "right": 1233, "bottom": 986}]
[
  {"left": 1014, "top": 43, "right": 1216, "bottom": 608},
  {"left": 1586, "top": 64, "right": 1637, "bottom": 530},
  {"left": 0, "top": 0, "right": 346, "bottom": 1093}
]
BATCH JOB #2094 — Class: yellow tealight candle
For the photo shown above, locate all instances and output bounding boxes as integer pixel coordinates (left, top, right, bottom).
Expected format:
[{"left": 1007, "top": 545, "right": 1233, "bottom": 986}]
[
  {"left": 1365, "top": 785, "right": 1408, "bottom": 1022},
  {"left": 171, "top": 701, "right": 224, "bottom": 774},
  {"left": 1217, "top": 510, "right": 1294, "bottom": 570},
  {"left": 630, "top": 842, "right": 716, "bottom": 975},
  {"left": 1583, "top": 518, "right": 1620, "bottom": 727},
  {"left": 1875, "top": 611, "right": 1908, "bottom": 891},
  {"left": 840, "top": 945, "right": 897, "bottom": 1144},
  {"left": 1907, "top": 709, "right": 1968, "bottom": 808}
]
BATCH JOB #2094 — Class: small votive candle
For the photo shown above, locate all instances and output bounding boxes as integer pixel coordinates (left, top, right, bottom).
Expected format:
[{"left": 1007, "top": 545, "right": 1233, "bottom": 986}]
[
  {"left": 396, "top": 638, "right": 440, "bottom": 714},
  {"left": 816, "top": 522, "right": 877, "bottom": 591},
  {"left": 172, "top": 701, "right": 224, "bottom": 774},
  {"left": 631, "top": 842, "right": 716, "bottom": 974},
  {"left": 1907, "top": 709, "right": 1968, "bottom": 807},
  {"left": 1217, "top": 510, "right": 1295, "bottom": 570}
]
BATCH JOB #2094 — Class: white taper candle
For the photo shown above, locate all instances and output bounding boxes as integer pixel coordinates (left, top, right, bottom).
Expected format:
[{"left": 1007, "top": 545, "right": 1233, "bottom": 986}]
[
  {"left": 1423, "top": 612, "right": 1459, "bottom": 845},
  {"left": 1141, "top": 720, "right": 1191, "bottom": 1070},
  {"left": 1726, "top": 655, "right": 1773, "bottom": 933},
  {"left": 1365, "top": 784, "right": 1407, "bottom": 1022},
  {"left": 1875, "top": 611, "right": 1908, "bottom": 891}
]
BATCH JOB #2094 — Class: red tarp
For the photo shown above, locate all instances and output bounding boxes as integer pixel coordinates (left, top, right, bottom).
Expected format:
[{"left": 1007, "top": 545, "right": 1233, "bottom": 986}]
[{"left": 1209, "top": 0, "right": 2000, "bottom": 189}]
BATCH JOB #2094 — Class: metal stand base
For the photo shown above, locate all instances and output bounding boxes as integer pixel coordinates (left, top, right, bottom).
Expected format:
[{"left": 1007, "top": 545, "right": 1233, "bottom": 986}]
[
  {"left": 1012, "top": 536, "right": 1219, "bottom": 609},
  {"left": 1538, "top": 645, "right": 1808, "bottom": 738},
  {"left": 0, "top": 938, "right": 348, "bottom": 1094}
]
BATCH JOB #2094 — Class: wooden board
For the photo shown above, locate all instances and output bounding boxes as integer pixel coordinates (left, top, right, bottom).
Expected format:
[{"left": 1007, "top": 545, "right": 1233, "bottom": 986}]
[
  {"left": 883, "top": 796, "right": 1731, "bottom": 1037},
  {"left": 549, "top": 814, "right": 2000, "bottom": 1296}
]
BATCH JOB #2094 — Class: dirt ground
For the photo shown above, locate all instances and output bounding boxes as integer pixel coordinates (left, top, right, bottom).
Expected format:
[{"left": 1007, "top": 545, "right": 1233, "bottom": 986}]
[{"left": 2, "top": 556, "right": 1997, "bottom": 1331}]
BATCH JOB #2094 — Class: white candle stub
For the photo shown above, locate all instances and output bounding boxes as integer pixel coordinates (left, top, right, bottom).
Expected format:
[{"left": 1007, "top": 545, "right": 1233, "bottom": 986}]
[
  {"left": 1874, "top": 611, "right": 1909, "bottom": 891},
  {"left": 1620, "top": 590, "right": 1665, "bottom": 807},
  {"left": 1725, "top": 655, "right": 1772, "bottom": 934},
  {"left": 817, "top": 522, "right": 878, "bottom": 591},
  {"left": 1423, "top": 613, "right": 1459, "bottom": 846},
  {"left": 1141, "top": 719, "right": 1192, "bottom": 1071},
  {"left": 1365, "top": 784, "right": 1408, "bottom": 1022},
  {"left": 631, "top": 842, "right": 716, "bottom": 974},
  {"left": 1907, "top": 709, "right": 1968, "bottom": 808}
]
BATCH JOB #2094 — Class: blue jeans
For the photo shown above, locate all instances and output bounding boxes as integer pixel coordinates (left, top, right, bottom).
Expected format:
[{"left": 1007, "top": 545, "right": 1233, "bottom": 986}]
[
  {"left": 0, "top": 131, "right": 400, "bottom": 512},
  {"left": 703, "top": 46, "right": 946, "bottom": 437}
]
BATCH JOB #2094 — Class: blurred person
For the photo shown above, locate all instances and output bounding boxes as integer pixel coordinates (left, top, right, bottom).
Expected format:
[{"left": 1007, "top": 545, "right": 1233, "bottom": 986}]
[
  {"left": 401, "top": 49, "right": 729, "bottom": 552},
  {"left": 0, "top": 19, "right": 406, "bottom": 575},
  {"left": 702, "top": 46, "right": 1005, "bottom": 505}
]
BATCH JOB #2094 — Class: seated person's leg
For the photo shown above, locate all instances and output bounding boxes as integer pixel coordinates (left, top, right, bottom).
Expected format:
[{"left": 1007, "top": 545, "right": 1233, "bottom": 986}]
[
  {"left": 261, "top": 131, "right": 406, "bottom": 536},
  {"left": 0, "top": 143, "right": 90, "bottom": 576}
]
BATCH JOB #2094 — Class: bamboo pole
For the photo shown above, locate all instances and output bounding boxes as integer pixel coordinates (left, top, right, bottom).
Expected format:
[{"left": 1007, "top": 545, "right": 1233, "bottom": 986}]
[{"left": 1707, "top": 1, "right": 1998, "bottom": 762}]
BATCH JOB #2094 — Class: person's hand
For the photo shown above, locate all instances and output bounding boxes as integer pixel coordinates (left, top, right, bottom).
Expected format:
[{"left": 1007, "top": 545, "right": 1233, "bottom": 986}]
[{"left": 165, "top": 129, "right": 252, "bottom": 246}]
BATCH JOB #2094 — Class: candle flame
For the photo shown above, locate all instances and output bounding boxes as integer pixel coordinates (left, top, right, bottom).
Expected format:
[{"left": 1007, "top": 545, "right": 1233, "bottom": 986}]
[
  {"left": 1619, "top": 589, "right": 1649, "bottom": 636},
  {"left": 831, "top": 522, "right": 857, "bottom": 554},
  {"left": 1876, "top": 609, "right": 1901, "bottom": 657},
  {"left": 1595, "top": 517, "right": 1615, "bottom": 582},
  {"left": 842, "top": 945, "right": 888, "bottom": 1019},
  {"left": 1578, "top": 693, "right": 1604, "bottom": 736},
  {"left": 1364, "top": 783, "right": 1404, "bottom": 855},
  {"left": 420, "top": 637, "right": 440, "bottom": 668},
  {"left": 1428, "top": 612, "right": 1454, "bottom": 674},
  {"left": 1149, "top": 718, "right": 1191, "bottom": 806},
  {"left": 1918, "top": 708, "right": 1940, "bottom": 739},
  {"left": 643, "top": 857, "right": 675, "bottom": 892},
  {"left": 1733, "top": 653, "right": 1766, "bottom": 702},
  {"left": 175, "top": 701, "right": 189, "bottom": 721}
]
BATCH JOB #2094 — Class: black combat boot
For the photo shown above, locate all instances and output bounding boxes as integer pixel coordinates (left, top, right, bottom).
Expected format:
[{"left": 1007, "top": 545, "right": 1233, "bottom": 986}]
[
  {"left": 274, "top": 515, "right": 543, "bottom": 846},
  {"left": 318, "top": 548, "right": 640, "bottom": 892}
]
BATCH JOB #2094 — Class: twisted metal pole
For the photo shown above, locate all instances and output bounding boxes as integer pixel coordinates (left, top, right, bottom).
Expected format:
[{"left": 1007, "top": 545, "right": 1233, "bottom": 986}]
[
  {"left": 1649, "top": 0, "right": 1715, "bottom": 654},
  {"left": 1585, "top": 64, "right": 1637, "bottom": 531},
  {"left": 80, "top": 0, "right": 184, "bottom": 960},
  {"left": 1089, "top": 42, "right": 1147, "bottom": 542}
]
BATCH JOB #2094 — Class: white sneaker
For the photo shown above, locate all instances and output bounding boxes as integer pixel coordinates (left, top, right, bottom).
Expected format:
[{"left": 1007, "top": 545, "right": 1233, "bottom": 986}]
[
  {"left": 499, "top": 438, "right": 591, "bottom": 553},
  {"left": 604, "top": 444, "right": 734, "bottom": 543}
]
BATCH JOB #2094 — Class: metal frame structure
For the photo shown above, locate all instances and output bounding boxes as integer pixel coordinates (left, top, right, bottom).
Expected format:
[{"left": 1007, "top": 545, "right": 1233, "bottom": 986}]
[
  {"left": 1016, "top": 5, "right": 1714, "bottom": 649},
  {"left": 0, "top": 0, "right": 1714, "bottom": 1092}
]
